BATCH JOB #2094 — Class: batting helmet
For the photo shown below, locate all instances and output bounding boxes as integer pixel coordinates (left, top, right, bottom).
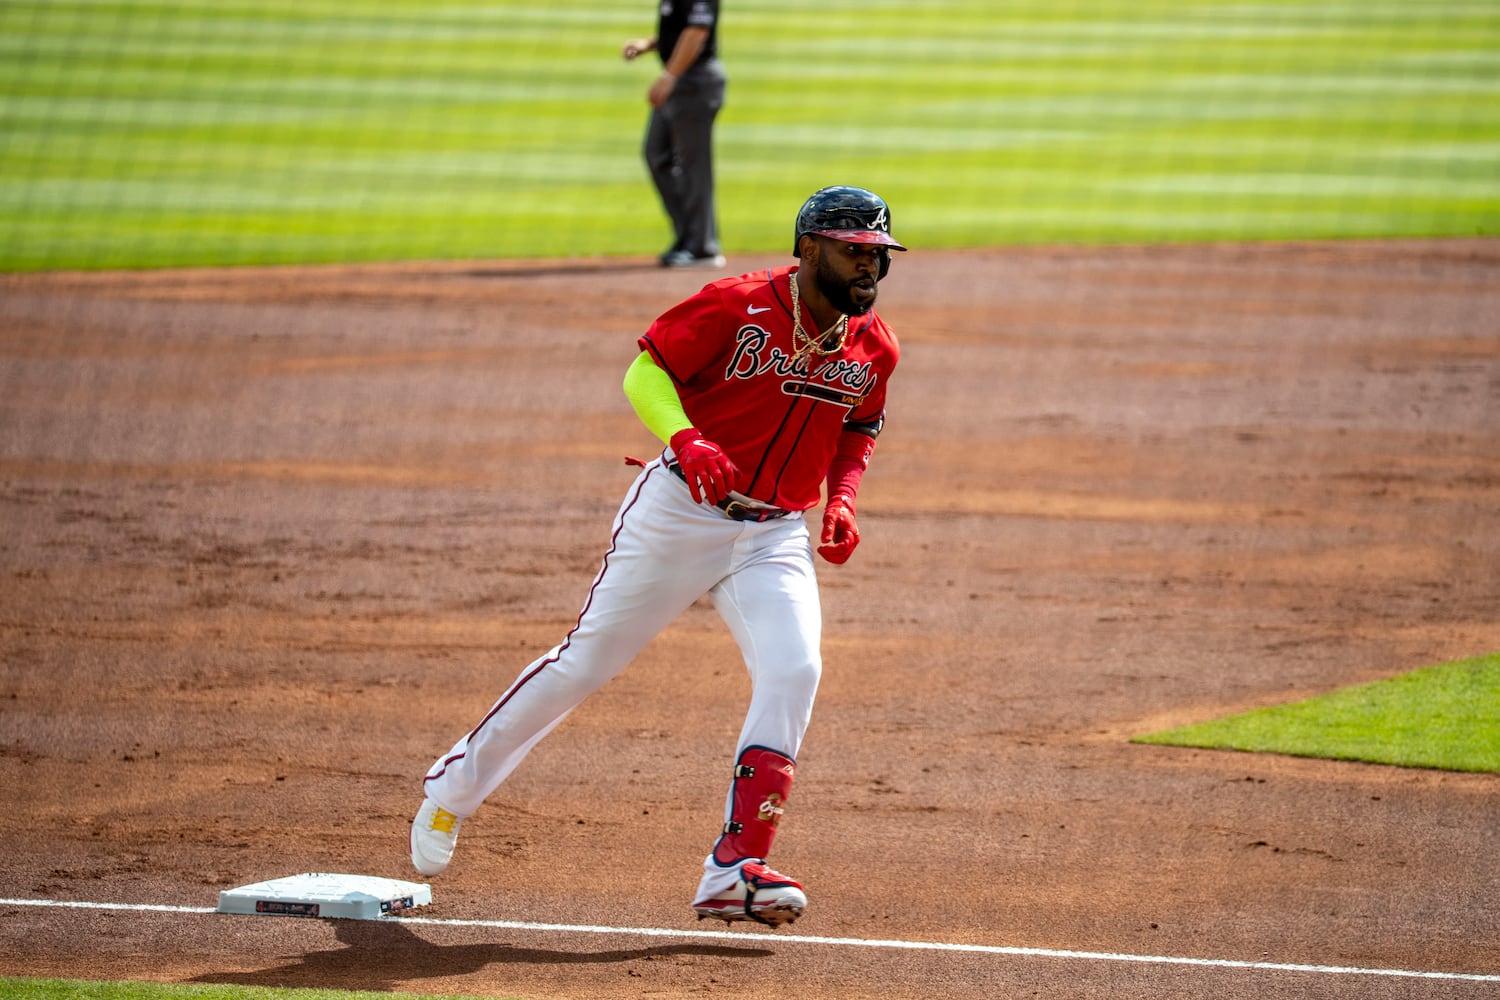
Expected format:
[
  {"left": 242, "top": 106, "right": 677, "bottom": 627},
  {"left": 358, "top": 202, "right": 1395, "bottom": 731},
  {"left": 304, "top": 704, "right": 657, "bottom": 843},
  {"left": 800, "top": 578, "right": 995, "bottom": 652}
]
[{"left": 793, "top": 185, "right": 907, "bottom": 257}]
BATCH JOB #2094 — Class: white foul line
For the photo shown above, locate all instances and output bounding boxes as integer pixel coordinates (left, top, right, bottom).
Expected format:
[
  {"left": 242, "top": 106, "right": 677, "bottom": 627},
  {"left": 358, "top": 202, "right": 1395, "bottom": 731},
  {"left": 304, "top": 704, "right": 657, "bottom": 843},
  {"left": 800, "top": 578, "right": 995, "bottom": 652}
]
[{"left": 3, "top": 896, "right": 1497, "bottom": 984}]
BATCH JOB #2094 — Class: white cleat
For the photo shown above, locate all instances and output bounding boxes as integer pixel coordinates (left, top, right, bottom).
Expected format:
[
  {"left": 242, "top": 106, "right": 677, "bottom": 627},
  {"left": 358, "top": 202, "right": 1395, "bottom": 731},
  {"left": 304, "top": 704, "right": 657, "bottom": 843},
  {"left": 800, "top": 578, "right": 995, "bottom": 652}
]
[
  {"left": 410, "top": 798, "right": 463, "bottom": 877},
  {"left": 692, "top": 862, "right": 806, "bottom": 926}
]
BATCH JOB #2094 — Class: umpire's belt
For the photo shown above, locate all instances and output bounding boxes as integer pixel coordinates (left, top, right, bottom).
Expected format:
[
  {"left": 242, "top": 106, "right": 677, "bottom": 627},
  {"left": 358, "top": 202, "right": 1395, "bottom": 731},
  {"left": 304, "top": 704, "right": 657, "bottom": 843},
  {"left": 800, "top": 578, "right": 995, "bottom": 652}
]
[{"left": 668, "top": 462, "right": 794, "bottom": 522}]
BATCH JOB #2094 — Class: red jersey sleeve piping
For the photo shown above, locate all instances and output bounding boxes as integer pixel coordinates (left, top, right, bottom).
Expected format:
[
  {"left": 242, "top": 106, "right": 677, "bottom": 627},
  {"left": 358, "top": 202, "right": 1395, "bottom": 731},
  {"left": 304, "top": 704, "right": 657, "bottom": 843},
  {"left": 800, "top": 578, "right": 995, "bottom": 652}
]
[{"left": 637, "top": 335, "right": 687, "bottom": 386}]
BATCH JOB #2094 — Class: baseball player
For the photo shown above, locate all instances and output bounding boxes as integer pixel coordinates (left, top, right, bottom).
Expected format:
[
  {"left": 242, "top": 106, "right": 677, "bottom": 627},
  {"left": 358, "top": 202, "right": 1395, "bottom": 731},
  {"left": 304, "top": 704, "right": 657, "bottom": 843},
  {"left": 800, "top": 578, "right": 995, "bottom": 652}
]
[{"left": 410, "top": 186, "right": 905, "bottom": 927}]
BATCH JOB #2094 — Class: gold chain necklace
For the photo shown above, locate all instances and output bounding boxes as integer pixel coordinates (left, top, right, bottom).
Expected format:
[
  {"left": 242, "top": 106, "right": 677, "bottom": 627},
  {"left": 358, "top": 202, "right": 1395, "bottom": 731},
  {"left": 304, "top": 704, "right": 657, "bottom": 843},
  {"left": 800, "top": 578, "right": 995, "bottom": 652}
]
[{"left": 788, "top": 268, "right": 849, "bottom": 359}]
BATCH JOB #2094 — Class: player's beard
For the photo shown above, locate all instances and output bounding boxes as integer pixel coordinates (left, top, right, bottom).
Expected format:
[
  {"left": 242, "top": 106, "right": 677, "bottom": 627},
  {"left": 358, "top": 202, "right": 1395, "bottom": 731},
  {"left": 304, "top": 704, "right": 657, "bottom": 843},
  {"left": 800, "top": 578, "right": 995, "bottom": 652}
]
[{"left": 816, "top": 253, "right": 877, "bottom": 317}]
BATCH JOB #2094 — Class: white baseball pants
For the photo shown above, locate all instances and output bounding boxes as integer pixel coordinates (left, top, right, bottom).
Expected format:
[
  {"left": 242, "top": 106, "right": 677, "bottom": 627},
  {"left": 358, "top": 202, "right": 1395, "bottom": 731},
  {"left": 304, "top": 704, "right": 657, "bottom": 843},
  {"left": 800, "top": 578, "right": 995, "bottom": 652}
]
[{"left": 421, "top": 457, "right": 822, "bottom": 890}]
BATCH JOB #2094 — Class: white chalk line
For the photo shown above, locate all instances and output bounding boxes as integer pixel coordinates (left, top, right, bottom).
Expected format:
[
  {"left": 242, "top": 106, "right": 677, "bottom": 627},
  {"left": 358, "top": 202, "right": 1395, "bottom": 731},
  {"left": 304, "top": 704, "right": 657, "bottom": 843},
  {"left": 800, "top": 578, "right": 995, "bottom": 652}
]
[{"left": 3, "top": 896, "right": 1496, "bottom": 984}]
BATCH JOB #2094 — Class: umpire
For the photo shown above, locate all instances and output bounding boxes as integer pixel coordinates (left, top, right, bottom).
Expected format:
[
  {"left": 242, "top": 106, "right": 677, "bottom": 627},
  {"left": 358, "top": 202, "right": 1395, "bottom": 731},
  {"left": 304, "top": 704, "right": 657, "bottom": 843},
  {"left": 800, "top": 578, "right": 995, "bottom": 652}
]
[{"left": 622, "top": 1, "right": 726, "bottom": 269}]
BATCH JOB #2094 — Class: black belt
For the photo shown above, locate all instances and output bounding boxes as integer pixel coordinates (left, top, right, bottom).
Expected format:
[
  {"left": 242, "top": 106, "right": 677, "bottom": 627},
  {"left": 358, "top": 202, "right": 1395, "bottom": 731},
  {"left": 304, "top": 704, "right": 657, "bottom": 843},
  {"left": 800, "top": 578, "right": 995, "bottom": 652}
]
[{"left": 667, "top": 462, "right": 793, "bottom": 522}]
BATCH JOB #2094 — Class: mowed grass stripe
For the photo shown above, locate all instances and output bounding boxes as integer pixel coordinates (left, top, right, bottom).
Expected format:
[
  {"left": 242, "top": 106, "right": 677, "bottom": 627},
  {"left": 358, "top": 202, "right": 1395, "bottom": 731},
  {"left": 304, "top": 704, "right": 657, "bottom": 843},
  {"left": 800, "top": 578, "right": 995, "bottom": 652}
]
[{"left": 1, "top": 0, "right": 1495, "bottom": 269}]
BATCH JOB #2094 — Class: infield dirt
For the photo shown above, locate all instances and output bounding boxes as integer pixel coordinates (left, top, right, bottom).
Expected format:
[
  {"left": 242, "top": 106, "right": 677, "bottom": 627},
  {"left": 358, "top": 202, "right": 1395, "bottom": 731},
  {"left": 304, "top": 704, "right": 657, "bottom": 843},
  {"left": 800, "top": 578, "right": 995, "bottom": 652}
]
[{"left": 1, "top": 240, "right": 1497, "bottom": 999}]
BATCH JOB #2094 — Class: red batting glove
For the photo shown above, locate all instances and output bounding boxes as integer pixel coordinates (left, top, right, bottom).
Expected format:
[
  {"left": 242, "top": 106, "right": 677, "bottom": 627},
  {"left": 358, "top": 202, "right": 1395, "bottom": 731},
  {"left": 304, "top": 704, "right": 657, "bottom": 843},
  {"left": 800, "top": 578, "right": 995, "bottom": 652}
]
[
  {"left": 817, "top": 498, "right": 860, "bottom": 564},
  {"left": 670, "top": 427, "right": 739, "bottom": 506}
]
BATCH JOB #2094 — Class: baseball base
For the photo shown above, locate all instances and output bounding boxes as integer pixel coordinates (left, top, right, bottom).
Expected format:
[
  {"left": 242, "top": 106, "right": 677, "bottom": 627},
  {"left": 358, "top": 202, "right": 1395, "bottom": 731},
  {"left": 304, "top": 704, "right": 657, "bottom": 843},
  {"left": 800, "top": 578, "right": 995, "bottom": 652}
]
[{"left": 216, "top": 872, "right": 431, "bottom": 920}]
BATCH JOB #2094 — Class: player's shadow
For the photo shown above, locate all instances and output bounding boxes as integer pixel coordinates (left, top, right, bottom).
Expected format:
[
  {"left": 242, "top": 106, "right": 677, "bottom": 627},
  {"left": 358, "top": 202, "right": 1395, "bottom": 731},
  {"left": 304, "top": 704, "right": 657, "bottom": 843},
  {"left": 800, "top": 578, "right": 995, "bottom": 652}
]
[{"left": 187, "top": 917, "right": 775, "bottom": 991}]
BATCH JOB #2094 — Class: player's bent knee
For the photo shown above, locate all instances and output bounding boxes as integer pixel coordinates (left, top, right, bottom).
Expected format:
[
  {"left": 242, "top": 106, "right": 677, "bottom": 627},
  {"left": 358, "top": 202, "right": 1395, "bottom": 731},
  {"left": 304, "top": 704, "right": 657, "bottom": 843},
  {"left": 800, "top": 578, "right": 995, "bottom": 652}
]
[{"left": 769, "top": 657, "right": 821, "bottom": 701}]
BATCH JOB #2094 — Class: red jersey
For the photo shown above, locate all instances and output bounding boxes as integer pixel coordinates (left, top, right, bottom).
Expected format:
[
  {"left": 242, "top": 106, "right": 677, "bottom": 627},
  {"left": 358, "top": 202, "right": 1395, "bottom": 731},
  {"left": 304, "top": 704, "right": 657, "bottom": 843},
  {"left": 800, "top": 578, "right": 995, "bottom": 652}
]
[{"left": 639, "top": 265, "right": 900, "bottom": 511}]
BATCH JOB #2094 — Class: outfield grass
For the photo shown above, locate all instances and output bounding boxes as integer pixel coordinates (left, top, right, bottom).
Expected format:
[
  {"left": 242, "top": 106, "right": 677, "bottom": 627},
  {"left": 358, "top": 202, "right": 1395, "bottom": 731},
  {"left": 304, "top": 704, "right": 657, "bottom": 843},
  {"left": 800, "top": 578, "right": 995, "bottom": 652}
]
[
  {"left": 1, "top": 0, "right": 1496, "bottom": 270},
  {"left": 1134, "top": 651, "right": 1500, "bottom": 773}
]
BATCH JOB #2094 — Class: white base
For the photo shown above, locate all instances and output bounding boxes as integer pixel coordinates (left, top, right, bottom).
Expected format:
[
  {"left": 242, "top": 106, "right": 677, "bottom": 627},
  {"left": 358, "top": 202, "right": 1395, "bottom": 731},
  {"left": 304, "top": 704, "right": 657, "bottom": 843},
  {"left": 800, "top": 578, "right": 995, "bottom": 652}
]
[{"left": 216, "top": 872, "right": 432, "bottom": 920}]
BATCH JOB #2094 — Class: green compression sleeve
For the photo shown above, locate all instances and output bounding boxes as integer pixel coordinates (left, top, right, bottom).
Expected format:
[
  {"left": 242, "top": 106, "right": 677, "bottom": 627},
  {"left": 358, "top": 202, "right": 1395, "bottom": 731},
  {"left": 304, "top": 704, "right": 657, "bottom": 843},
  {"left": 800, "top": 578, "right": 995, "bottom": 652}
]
[{"left": 623, "top": 350, "right": 694, "bottom": 445}]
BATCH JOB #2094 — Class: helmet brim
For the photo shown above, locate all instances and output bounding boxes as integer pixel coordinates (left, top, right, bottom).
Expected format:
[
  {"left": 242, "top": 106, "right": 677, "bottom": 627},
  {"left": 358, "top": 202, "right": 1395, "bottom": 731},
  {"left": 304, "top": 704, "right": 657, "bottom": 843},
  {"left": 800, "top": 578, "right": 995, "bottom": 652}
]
[{"left": 809, "top": 228, "right": 907, "bottom": 251}]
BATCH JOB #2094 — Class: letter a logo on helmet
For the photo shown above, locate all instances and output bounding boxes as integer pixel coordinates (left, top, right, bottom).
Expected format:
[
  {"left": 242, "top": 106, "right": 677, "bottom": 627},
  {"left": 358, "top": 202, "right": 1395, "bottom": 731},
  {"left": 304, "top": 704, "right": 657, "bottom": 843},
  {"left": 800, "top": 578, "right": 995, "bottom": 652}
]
[{"left": 793, "top": 185, "right": 908, "bottom": 257}]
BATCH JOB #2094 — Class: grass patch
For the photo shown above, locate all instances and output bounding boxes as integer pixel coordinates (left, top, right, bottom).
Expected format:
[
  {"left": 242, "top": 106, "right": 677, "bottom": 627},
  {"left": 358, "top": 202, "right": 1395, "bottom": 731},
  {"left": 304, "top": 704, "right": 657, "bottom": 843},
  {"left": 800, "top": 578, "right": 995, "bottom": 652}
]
[
  {"left": 1, "top": 0, "right": 1496, "bottom": 269},
  {"left": 0, "top": 980, "right": 517, "bottom": 1000},
  {"left": 1133, "top": 651, "right": 1500, "bottom": 773}
]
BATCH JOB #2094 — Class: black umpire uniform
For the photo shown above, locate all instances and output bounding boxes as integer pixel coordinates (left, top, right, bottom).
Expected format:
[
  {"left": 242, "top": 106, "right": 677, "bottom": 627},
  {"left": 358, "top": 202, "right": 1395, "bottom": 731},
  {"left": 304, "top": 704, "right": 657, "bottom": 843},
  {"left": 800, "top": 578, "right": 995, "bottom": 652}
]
[{"left": 647, "top": 0, "right": 725, "bottom": 266}]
